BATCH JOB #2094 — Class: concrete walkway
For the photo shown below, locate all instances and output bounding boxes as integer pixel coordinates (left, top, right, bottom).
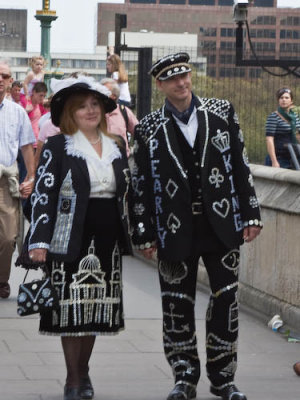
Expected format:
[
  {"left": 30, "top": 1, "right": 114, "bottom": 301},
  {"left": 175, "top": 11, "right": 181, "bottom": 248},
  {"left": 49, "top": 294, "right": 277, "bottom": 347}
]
[{"left": 0, "top": 254, "right": 299, "bottom": 400}]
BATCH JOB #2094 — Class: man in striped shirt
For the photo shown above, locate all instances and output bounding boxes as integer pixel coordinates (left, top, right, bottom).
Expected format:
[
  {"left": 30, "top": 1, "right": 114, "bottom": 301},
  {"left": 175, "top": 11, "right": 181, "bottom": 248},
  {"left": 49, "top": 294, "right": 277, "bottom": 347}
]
[{"left": 0, "top": 61, "right": 35, "bottom": 299}]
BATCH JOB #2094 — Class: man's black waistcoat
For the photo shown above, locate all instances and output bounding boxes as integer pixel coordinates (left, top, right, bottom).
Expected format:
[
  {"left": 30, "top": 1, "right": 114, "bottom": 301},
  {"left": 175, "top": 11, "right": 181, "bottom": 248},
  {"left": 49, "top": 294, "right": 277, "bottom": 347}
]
[{"left": 173, "top": 117, "right": 225, "bottom": 253}]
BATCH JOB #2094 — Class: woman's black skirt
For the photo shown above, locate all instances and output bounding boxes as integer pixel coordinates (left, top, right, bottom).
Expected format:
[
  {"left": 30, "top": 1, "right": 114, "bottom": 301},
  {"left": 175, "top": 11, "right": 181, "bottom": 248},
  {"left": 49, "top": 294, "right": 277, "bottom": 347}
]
[{"left": 40, "top": 198, "right": 124, "bottom": 336}]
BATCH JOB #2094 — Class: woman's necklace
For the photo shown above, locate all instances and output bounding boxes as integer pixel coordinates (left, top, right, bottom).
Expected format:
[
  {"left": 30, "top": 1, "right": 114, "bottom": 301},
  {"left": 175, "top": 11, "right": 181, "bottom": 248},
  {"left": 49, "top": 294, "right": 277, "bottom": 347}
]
[{"left": 88, "top": 134, "right": 101, "bottom": 145}]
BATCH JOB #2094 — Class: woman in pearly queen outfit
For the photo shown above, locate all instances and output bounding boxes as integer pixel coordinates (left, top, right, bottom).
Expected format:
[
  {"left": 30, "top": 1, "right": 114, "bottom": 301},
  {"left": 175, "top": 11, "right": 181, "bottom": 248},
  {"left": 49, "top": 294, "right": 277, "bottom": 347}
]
[{"left": 28, "top": 76, "right": 132, "bottom": 400}]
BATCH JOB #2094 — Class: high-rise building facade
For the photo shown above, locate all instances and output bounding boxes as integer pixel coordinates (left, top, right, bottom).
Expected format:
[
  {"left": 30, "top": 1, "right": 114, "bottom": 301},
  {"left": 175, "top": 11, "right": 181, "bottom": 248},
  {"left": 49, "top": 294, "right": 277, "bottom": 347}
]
[
  {"left": 97, "top": 0, "right": 300, "bottom": 78},
  {"left": 0, "top": 9, "right": 27, "bottom": 52}
]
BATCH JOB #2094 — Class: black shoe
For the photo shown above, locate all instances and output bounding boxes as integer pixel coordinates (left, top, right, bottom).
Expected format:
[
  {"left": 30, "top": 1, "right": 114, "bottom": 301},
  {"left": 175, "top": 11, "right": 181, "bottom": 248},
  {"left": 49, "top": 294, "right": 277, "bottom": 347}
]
[
  {"left": 0, "top": 282, "right": 10, "bottom": 299},
  {"left": 167, "top": 383, "right": 197, "bottom": 400},
  {"left": 79, "top": 375, "right": 94, "bottom": 399},
  {"left": 210, "top": 384, "right": 247, "bottom": 400},
  {"left": 64, "top": 385, "right": 80, "bottom": 400}
]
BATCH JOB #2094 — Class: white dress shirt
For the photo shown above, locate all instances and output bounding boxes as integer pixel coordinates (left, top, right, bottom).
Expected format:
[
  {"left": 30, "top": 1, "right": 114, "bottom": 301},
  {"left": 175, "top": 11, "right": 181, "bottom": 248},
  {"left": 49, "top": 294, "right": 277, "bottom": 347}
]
[
  {"left": 173, "top": 107, "right": 199, "bottom": 148},
  {"left": 0, "top": 98, "right": 35, "bottom": 167},
  {"left": 73, "top": 130, "right": 121, "bottom": 198}
]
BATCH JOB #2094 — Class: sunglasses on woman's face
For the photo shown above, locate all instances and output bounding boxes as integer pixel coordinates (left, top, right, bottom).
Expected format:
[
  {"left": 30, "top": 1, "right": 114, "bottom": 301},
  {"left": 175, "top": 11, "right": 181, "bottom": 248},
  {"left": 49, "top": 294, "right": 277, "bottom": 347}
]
[
  {"left": 279, "top": 89, "right": 291, "bottom": 95},
  {"left": 0, "top": 73, "right": 11, "bottom": 79}
]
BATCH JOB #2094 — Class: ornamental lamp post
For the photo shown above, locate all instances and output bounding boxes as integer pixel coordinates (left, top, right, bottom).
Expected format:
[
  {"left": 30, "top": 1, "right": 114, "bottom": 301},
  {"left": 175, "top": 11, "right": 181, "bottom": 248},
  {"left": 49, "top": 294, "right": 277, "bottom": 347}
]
[{"left": 35, "top": 0, "right": 63, "bottom": 93}]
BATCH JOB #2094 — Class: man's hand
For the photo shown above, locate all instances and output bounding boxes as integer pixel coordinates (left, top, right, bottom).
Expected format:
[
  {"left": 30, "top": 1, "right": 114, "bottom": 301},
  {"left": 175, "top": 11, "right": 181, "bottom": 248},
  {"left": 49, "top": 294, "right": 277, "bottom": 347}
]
[
  {"left": 28, "top": 248, "right": 47, "bottom": 263},
  {"left": 19, "top": 178, "right": 34, "bottom": 199},
  {"left": 243, "top": 226, "right": 261, "bottom": 243}
]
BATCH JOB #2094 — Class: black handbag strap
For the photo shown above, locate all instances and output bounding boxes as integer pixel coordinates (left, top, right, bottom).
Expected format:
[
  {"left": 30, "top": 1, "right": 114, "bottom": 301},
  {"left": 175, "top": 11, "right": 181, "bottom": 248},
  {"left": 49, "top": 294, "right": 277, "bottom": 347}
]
[
  {"left": 22, "top": 264, "right": 50, "bottom": 284},
  {"left": 22, "top": 269, "right": 30, "bottom": 284}
]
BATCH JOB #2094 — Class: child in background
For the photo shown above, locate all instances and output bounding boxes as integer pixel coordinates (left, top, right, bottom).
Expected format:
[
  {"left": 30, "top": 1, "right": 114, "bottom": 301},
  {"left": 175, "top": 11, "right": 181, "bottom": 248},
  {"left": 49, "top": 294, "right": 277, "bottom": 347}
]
[
  {"left": 106, "top": 54, "right": 131, "bottom": 107},
  {"left": 21, "top": 56, "right": 45, "bottom": 99},
  {"left": 38, "top": 94, "right": 53, "bottom": 130},
  {"left": 20, "top": 81, "right": 48, "bottom": 148}
]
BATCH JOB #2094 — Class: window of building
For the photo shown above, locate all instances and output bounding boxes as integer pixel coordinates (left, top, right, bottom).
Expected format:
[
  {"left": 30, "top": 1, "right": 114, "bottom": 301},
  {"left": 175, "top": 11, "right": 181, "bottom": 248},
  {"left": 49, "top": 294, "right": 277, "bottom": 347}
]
[
  {"left": 280, "top": 17, "right": 300, "bottom": 26},
  {"left": 13, "top": 57, "right": 28, "bottom": 67},
  {"left": 189, "top": 0, "right": 215, "bottom": 5},
  {"left": 253, "top": 0, "right": 274, "bottom": 6},
  {"left": 70, "top": 59, "right": 102, "bottom": 69},
  {"left": 207, "top": 67, "right": 216, "bottom": 77},
  {"left": 15, "top": 72, "right": 26, "bottom": 81},
  {"left": 250, "top": 29, "right": 276, "bottom": 38},
  {"left": 220, "top": 54, "right": 236, "bottom": 64},
  {"left": 220, "top": 41, "right": 235, "bottom": 50},
  {"left": 207, "top": 54, "right": 216, "bottom": 64},
  {"left": 280, "top": 42, "right": 300, "bottom": 53},
  {"left": 280, "top": 30, "right": 300, "bottom": 40},
  {"left": 251, "top": 16, "right": 276, "bottom": 25},
  {"left": 160, "top": 0, "right": 185, "bottom": 4},
  {"left": 218, "top": 0, "right": 232, "bottom": 5},
  {"left": 221, "top": 28, "right": 235, "bottom": 37},
  {"left": 130, "top": 0, "right": 156, "bottom": 3},
  {"left": 203, "top": 41, "right": 216, "bottom": 49},
  {"left": 200, "top": 27, "right": 217, "bottom": 37},
  {"left": 252, "top": 42, "right": 275, "bottom": 52}
]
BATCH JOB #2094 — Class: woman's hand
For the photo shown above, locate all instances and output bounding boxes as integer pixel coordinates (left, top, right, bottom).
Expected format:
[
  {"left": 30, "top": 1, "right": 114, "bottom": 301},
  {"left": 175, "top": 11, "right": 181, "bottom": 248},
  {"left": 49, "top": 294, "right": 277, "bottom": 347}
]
[
  {"left": 271, "top": 160, "right": 280, "bottom": 168},
  {"left": 29, "top": 248, "right": 47, "bottom": 263},
  {"left": 140, "top": 246, "right": 157, "bottom": 260},
  {"left": 19, "top": 179, "right": 34, "bottom": 198},
  {"left": 266, "top": 136, "right": 280, "bottom": 168}
]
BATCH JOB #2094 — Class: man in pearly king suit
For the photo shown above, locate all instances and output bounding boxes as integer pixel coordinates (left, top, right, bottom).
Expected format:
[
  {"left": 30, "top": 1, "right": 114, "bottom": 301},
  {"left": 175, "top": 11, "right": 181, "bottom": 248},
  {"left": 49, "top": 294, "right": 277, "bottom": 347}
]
[{"left": 131, "top": 53, "right": 262, "bottom": 400}]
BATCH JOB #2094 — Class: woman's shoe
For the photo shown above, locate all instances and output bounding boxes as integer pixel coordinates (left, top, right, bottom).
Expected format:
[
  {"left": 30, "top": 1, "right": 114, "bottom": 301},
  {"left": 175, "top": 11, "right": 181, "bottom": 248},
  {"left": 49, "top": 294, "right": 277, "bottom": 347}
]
[
  {"left": 79, "top": 375, "right": 94, "bottom": 399},
  {"left": 64, "top": 385, "right": 80, "bottom": 400}
]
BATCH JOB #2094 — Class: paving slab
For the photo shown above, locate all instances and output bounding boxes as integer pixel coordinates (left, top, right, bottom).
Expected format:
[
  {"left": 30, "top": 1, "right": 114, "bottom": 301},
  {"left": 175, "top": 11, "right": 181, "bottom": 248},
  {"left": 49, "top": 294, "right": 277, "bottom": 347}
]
[{"left": 0, "top": 254, "right": 299, "bottom": 400}]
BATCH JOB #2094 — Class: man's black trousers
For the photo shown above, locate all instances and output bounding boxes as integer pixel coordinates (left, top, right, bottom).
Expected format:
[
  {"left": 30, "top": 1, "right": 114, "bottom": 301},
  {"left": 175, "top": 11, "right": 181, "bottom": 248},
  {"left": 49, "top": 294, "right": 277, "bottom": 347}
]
[{"left": 158, "top": 225, "right": 240, "bottom": 391}]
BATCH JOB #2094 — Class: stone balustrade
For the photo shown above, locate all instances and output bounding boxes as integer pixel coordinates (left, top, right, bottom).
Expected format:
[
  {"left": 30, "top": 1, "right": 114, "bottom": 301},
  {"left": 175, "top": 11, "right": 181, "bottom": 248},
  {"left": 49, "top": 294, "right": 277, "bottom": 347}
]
[{"left": 198, "top": 164, "right": 300, "bottom": 331}]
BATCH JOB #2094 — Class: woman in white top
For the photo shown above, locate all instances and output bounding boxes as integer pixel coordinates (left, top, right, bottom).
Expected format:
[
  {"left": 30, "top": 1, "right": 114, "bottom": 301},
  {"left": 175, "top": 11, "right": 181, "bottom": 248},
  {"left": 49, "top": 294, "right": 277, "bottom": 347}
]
[
  {"left": 27, "top": 76, "right": 132, "bottom": 400},
  {"left": 106, "top": 54, "right": 131, "bottom": 107}
]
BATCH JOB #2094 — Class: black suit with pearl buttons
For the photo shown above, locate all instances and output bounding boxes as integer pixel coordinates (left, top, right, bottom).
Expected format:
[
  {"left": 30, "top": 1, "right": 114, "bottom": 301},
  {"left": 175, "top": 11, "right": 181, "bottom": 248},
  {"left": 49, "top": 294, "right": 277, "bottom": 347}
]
[{"left": 131, "top": 95, "right": 262, "bottom": 390}]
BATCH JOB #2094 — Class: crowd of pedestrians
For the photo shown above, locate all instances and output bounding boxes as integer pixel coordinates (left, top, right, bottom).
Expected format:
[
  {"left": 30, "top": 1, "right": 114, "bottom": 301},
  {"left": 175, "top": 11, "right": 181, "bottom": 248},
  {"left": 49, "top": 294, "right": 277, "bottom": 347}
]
[{"left": 0, "top": 51, "right": 298, "bottom": 400}]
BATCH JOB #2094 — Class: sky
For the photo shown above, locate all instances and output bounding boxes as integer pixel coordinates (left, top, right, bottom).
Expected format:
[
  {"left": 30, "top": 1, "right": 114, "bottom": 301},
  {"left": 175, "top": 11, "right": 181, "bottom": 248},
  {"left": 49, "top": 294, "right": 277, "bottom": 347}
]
[{"left": 2, "top": 0, "right": 300, "bottom": 54}]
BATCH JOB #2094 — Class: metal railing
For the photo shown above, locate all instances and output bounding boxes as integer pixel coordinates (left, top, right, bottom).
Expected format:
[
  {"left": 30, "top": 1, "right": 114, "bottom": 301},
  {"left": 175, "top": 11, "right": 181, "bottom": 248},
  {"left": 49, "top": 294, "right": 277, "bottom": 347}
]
[{"left": 120, "top": 46, "right": 300, "bottom": 165}]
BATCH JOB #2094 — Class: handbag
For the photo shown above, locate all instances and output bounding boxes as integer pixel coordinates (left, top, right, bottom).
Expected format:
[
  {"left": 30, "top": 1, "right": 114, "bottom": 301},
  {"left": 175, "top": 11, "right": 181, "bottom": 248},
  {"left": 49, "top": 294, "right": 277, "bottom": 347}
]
[{"left": 17, "top": 267, "right": 59, "bottom": 317}]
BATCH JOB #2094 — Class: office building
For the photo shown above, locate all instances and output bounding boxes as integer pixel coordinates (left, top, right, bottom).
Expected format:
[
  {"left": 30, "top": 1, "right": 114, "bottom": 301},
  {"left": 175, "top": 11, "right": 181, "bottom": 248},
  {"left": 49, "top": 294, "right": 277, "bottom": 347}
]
[{"left": 97, "top": 0, "right": 300, "bottom": 78}]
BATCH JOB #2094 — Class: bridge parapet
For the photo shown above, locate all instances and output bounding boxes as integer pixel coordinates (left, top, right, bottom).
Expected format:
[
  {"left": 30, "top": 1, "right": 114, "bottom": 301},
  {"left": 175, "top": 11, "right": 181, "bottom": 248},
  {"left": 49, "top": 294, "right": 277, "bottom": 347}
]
[{"left": 198, "top": 164, "right": 300, "bottom": 331}]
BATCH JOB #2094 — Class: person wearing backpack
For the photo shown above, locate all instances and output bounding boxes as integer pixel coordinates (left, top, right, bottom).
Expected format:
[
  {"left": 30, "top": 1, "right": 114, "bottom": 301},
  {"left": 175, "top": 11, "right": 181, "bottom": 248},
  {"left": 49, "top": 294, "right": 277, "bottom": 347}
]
[{"left": 101, "top": 78, "right": 138, "bottom": 158}]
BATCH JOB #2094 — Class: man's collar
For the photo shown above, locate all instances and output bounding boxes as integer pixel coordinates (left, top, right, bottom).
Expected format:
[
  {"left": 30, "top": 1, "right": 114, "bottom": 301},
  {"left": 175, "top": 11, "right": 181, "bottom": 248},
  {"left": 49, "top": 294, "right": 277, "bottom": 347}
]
[
  {"left": 0, "top": 97, "right": 6, "bottom": 109},
  {"left": 165, "top": 93, "right": 196, "bottom": 124}
]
